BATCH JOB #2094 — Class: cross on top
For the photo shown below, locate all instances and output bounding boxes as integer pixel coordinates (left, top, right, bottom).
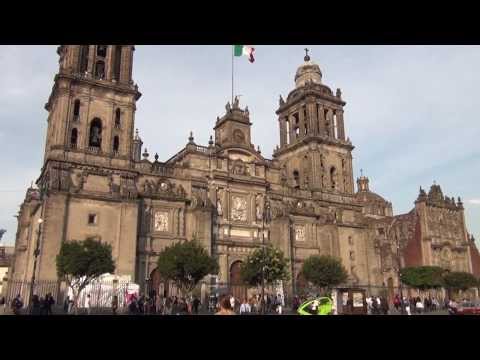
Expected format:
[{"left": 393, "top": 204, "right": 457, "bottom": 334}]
[
  {"left": 360, "top": 169, "right": 363, "bottom": 177},
  {"left": 304, "top": 48, "right": 310, "bottom": 61}
]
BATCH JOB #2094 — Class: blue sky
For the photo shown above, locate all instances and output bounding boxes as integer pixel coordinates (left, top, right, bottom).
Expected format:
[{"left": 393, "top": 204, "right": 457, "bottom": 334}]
[{"left": 0, "top": 45, "right": 479, "bottom": 246}]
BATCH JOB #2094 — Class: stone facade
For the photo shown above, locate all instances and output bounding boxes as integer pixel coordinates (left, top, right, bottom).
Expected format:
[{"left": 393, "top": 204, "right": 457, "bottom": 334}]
[{"left": 9, "top": 46, "right": 480, "bottom": 299}]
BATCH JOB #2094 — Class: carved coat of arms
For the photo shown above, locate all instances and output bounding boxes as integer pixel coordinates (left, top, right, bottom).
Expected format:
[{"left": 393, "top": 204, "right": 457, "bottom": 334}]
[{"left": 154, "top": 211, "right": 169, "bottom": 232}]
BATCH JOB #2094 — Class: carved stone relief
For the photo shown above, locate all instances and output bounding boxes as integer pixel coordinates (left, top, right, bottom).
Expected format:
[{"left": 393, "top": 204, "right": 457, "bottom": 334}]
[
  {"left": 154, "top": 211, "right": 169, "bottom": 232},
  {"left": 231, "top": 195, "right": 247, "bottom": 222}
]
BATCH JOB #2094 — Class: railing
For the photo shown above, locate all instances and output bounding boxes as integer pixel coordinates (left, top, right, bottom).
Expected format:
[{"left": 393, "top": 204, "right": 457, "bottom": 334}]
[{"left": 87, "top": 146, "right": 101, "bottom": 154}]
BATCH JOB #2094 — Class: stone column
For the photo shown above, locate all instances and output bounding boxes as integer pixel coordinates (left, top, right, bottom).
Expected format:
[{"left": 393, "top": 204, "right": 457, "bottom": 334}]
[
  {"left": 299, "top": 105, "right": 306, "bottom": 138},
  {"left": 288, "top": 114, "right": 295, "bottom": 144},
  {"left": 120, "top": 46, "right": 132, "bottom": 84},
  {"left": 87, "top": 45, "right": 95, "bottom": 76},
  {"left": 336, "top": 109, "right": 346, "bottom": 140},
  {"left": 318, "top": 105, "right": 326, "bottom": 136},
  {"left": 308, "top": 101, "right": 317, "bottom": 136},
  {"left": 106, "top": 45, "right": 114, "bottom": 81},
  {"left": 279, "top": 117, "right": 286, "bottom": 147}
]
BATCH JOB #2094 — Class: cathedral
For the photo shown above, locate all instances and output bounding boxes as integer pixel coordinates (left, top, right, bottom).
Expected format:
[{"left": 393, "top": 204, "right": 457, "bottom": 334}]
[{"left": 8, "top": 45, "right": 480, "bottom": 302}]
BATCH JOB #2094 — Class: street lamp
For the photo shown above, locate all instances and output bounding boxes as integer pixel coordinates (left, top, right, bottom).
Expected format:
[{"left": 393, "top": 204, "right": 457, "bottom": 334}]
[{"left": 29, "top": 218, "right": 43, "bottom": 308}]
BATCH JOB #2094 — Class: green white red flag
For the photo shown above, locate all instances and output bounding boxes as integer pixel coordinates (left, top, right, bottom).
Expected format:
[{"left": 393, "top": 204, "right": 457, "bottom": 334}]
[{"left": 234, "top": 45, "right": 255, "bottom": 63}]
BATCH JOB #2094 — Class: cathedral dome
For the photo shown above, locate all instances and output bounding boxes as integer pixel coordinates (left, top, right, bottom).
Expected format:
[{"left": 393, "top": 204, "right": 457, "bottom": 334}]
[{"left": 295, "top": 51, "right": 322, "bottom": 88}]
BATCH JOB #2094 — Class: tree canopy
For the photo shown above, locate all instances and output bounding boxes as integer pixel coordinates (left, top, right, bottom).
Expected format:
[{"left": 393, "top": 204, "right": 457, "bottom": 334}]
[
  {"left": 443, "top": 271, "right": 479, "bottom": 291},
  {"left": 56, "top": 238, "right": 115, "bottom": 312},
  {"left": 156, "top": 240, "right": 219, "bottom": 296},
  {"left": 399, "top": 266, "right": 445, "bottom": 290},
  {"left": 301, "top": 255, "right": 348, "bottom": 290},
  {"left": 240, "top": 245, "right": 290, "bottom": 287}
]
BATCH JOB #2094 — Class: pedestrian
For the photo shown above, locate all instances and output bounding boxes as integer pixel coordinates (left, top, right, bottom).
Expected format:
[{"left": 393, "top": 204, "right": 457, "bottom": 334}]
[
  {"left": 239, "top": 298, "right": 251, "bottom": 315},
  {"left": 276, "top": 295, "right": 283, "bottom": 315},
  {"left": 416, "top": 298, "right": 424, "bottom": 314},
  {"left": 85, "top": 294, "right": 91, "bottom": 315},
  {"left": 381, "top": 297, "right": 389, "bottom": 315},
  {"left": 404, "top": 297, "right": 411, "bottom": 315},
  {"left": 45, "top": 293, "right": 55, "bottom": 315},
  {"left": 192, "top": 296, "right": 201, "bottom": 314},
  {"left": 371, "top": 297, "right": 379, "bottom": 314},
  {"left": 112, "top": 295, "right": 119, "bottom": 315},
  {"left": 448, "top": 299, "right": 458, "bottom": 315},
  {"left": 128, "top": 295, "right": 138, "bottom": 314},
  {"left": 229, "top": 294, "right": 236, "bottom": 313},
  {"left": 366, "top": 296, "right": 373, "bottom": 315},
  {"left": 31, "top": 295, "right": 41, "bottom": 315},
  {"left": 68, "top": 297, "right": 74, "bottom": 314},
  {"left": 393, "top": 294, "right": 401, "bottom": 312},
  {"left": 215, "top": 295, "right": 236, "bottom": 315},
  {"left": 11, "top": 294, "right": 23, "bottom": 315},
  {"left": 64, "top": 296, "right": 70, "bottom": 314}
]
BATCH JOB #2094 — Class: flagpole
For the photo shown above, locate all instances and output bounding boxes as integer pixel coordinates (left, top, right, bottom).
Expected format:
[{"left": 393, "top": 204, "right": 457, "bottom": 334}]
[{"left": 231, "top": 45, "right": 234, "bottom": 105}]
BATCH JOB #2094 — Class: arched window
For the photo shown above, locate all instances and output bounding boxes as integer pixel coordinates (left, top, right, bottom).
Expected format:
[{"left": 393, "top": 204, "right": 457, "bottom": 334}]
[
  {"left": 115, "top": 108, "right": 121, "bottom": 128},
  {"left": 293, "top": 170, "right": 300, "bottom": 188},
  {"left": 95, "top": 60, "right": 105, "bottom": 80},
  {"left": 285, "top": 119, "right": 290, "bottom": 144},
  {"left": 70, "top": 128, "right": 78, "bottom": 148},
  {"left": 330, "top": 167, "right": 337, "bottom": 190},
  {"left": 113, "top": 136, "right": 120, "bottom": 153},
  {"left": 114, "top": 46, "right": 122, "bottom": 80},
  {"left": 333, "top": 112, "right": 338, "bottom": 139},
  {"left": 89, "top": 118, "right": 102, "bottom": 148},
  {"left": 78, "top": 45, "right": 89, "bottom": 74},
  {"left": 73, "top": 99, "right": 80, "bottom": 120},
  {"left": 97, "top": 45, "right": 107, "bottom": 58}
]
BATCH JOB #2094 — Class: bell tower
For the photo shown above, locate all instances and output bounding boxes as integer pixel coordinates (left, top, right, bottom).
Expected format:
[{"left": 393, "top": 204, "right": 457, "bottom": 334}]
[
  {"left": 43, "top": 45, "right": 141, "bottom": 166},
  {"left": 273, "top": 49, "right": 355, "bottom": 194}
]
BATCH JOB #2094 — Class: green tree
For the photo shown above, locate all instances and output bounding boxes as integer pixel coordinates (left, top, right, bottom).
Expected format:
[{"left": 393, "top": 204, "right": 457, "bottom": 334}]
[
  {"left": 399, "top": 266, "right": 445, "bottom": 290},
  {"left": 240, "top": 245, "right": 290, "bottom": 287},
  {"left": 56, "top": 239, "right": 115, "bottom": 313},
  {"left": 443, "top": 271, "right": 479, "bottom": 296},
  {"left": 156, "top": 240, "right": 219, "bottom": 297},
  {"left": 301, "top": 255, "right": 348, "bottom": 296}
]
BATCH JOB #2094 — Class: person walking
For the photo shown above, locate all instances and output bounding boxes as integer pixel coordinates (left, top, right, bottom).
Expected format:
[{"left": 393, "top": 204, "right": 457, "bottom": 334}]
[
  {"left": 31, "top": 295, "right": 41, "bottom": 315},
  {"left": 45, "top": 293, "right": 54, "bottom": 315},
  {"left": 192, "top": 296, "right": 201, "bottom": 314},
  {"left": 415, "top": 297, "right": 424, "bottom": 314},
  {"left": 11, "top": 294, "right": 23, "bottom": 315},
  {"left": 229, "top": 294, "right": 236, "bottom": 313},
  {"left": 112, "top": 295, "right": 119, "bottom": 315},
  {"left": 216, "top": 295, "right": 236, "bottom": 315},
  {"left": 85, "top": 294, "right": 91, "bottom": 315},
  {"left": 239, "top": 298, "right": 251, "bottom": 315},
  {"left": 63, "top": 296, "right": 70, "bottom": 314}
]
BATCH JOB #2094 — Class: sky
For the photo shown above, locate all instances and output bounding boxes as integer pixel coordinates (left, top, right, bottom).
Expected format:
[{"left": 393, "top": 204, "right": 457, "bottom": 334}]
[{"left": 0, "top": 45, "right": 479, "bottom": 247}]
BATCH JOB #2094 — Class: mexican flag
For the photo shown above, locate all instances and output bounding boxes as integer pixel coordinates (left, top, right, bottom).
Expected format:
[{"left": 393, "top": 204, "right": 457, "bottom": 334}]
[{"left": 234, "top": 45, "right": 255, "bottom": 63}]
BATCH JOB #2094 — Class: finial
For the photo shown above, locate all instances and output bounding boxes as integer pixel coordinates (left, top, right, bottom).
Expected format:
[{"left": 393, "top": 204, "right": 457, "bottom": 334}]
[
  {"left": 209, "top": 135, "right": 214, "bottom": 146},
  {"left": 360, "top": 169, "right": 363, "bottom": 177},
  {"left": 257, "top": 145, "right": 261, "bottom": 154},
  {"left": 142, "top": 148, "right": 149, "bottom": 159},
  {"left": 188, "top": 131, "right": 194, "bottom": 144},
  {"left": 336, "top": 88, "right": 342, "bottom": 98},
  {"left": 304, "top": 48, "right": 310, "bottom": 62},
  {"left": 154, "top": 153, "right": 159, "bottom": 162}
]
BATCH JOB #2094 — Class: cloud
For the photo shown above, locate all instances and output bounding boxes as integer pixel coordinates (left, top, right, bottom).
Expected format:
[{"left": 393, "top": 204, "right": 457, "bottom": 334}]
[{"left": 467, "top": 199, "right": 480, "bottom": 205}]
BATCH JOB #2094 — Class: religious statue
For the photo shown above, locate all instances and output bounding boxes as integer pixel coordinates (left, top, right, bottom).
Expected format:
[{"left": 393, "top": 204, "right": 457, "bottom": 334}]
[
  {"left": 255, "top": 194, "right": 264, "bottom": 222},
  {"left": 225, "top": 101, "right": 231, "bottom": 113},
  {"left": 279, "top": 95, "right": 285, "bottom": 106},
  {"left": 233, "top": 96, "right": 239, "bottom": 109},
  {"left": 216, "top": 189, "right": 224, "bottom": 216}
]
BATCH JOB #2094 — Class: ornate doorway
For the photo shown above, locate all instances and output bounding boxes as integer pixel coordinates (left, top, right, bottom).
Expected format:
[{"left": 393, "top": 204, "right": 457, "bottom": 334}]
[
  {"left": 149, "top": 268, "right": 179, "bottom": 299},
  {"left": 229, "top": 261, "right": 247, "bottom": 303}
]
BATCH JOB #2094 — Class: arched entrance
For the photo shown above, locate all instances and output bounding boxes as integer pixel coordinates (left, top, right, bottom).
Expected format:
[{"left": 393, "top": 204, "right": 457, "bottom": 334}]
[
  {"left": 149, "top": 268, "right": 180, "bottom": 300},
  {"left": 229, "top": 261, "right": 247, "bottom": 303}
]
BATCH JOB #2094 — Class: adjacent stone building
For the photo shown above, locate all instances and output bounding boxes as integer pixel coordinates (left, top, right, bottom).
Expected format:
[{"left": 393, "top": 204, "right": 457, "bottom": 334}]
[{"left": 8, "top": 45, "right": 480, "bottom": 302}]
